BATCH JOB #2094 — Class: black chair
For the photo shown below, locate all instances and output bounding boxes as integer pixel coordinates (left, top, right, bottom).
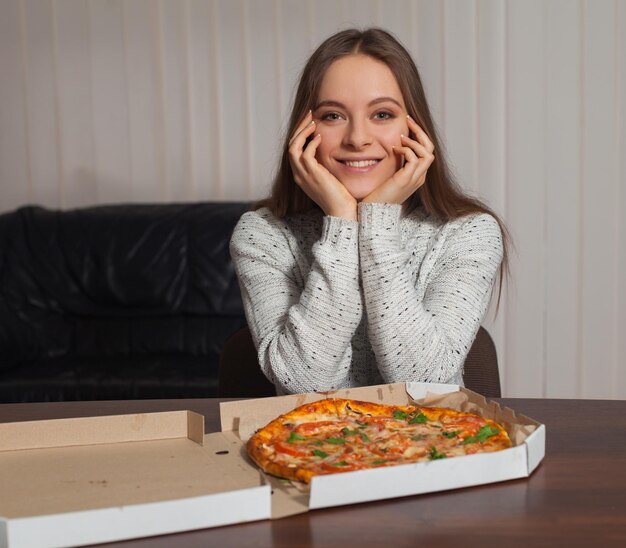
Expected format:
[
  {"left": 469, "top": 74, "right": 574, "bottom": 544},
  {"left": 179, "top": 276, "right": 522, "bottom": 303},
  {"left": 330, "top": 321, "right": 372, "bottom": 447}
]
[{"left": 218, "top": 326, "right": 501, "bottom": 398}]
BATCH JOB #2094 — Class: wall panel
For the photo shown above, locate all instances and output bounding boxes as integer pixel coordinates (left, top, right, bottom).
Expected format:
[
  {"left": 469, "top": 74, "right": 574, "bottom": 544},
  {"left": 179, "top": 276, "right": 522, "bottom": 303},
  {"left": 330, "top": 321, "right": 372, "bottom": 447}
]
[
  {"left": 122, "top": 0, "right": 163, "bottom": 202},
  {"left": 544, "top": 0, "right": 581, "bottom": 398},
  {"left": 340, "top": 0, "right": 380, "bottom": 28},
  {"left": 188, "top": 0, "right": 220, "bottom": 200},
  {"left": 476, "top": 0, "right": 507, "bottom": 379},
  {"left": 54, "top": 0, "right": 97, "bottom": 207},
  {"left": 0, "top": 0, "right": 31, "bottom": 209},
  {"left": 90, "top": 0, "right": 131, "bottom": 204},
  {"left": 505, "top": 0, "right": 546, "bottom": 397},
  {"left": 247, "top": 1, "right": 282, "bottom": 198},
  {"left": 580, "top": 0, "right": 618, "bottom": 398},
  {"left": 377, "top": 0, "right": 414, "bottom": 52},
  {"left": 443, "top": 0, "right": 478, "bottom": 194},
  {"left": 414, "top": 1, "right": 444, "bottom": 143},
  {"left": 275, "top": 1, "right": 315, "bottom": 120},
  {"left": 158, "top": 0, "right": 192, "bottom": 201},
  {"left": 617, "top": 0, "right": 626, "bottom": 400},
  {"left": 22, "top": 0, "right": 61, "bottom": 207},
  {"left": 215, "top": 0, "right": 249, "bottom": 200},
  {"left": 310, "top": 0, "right": 345, "bottom": 46}
]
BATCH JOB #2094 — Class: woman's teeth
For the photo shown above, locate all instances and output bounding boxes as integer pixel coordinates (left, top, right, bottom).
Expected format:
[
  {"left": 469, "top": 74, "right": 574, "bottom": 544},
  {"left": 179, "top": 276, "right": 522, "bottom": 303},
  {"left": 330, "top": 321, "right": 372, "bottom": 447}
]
[{"left": 343, "top": 160, "right": 379, "bottom": 167}]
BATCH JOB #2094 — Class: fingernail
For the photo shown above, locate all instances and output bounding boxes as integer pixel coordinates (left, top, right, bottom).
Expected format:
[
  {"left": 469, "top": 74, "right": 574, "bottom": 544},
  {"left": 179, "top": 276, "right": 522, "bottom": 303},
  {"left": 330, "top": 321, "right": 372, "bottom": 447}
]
[{"left": 400, "top": 134, "right": 405, "bottom": 139}]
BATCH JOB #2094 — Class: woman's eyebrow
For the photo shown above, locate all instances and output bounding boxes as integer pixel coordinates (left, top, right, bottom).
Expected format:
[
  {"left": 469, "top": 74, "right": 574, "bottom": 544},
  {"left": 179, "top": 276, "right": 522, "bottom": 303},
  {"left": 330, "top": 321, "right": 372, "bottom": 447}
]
[
  {"left": 314, "top": 97, "right": 404, "bottom": 110},
  {"left": 368, "top": 97, "right": 403, "bottom": 108}
]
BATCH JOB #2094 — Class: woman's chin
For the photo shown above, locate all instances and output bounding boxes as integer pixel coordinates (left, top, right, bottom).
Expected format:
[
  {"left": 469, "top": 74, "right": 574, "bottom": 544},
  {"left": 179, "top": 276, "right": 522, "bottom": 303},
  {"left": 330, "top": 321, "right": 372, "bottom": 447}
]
[{"left": 342, "top": 181, "right": 383, "bottom": 201}]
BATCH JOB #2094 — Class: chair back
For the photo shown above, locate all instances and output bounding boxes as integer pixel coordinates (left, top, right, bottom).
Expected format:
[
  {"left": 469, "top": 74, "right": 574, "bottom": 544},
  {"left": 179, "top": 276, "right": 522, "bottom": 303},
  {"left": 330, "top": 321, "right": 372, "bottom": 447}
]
[
  {"left": 462, "top": 326, "right": 501, "bottom": 397},
  {"left": 218, "top": 326, "right": 274, "bottom": 398},
  {"left": 218, "top": 326, "right": 500, "bottom": 398}
]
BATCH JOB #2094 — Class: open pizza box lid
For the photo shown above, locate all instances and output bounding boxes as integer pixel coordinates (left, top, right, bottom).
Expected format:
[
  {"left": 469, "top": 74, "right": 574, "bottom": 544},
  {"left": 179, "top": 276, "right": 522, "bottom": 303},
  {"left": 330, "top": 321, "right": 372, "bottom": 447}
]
[
  {"left": 219, "top": 382, "right": 545, "bottom": 516},
  {"left": 0, "top": 411, "right": 271, "bottom": 548}
]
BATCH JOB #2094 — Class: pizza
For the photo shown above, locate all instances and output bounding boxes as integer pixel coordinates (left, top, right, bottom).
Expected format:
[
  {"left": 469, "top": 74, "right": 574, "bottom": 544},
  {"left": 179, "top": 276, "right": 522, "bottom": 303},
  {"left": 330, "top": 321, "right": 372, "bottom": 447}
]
[{"left": 246, "top": 398, "right": 511, "bottom": 483}]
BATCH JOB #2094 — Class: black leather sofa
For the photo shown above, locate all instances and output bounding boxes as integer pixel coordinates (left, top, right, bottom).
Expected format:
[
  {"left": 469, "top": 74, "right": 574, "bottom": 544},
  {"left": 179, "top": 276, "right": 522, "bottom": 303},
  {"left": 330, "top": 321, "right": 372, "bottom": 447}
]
[{"left": 0, "top": 201, "right": 251, "bottom": 403}]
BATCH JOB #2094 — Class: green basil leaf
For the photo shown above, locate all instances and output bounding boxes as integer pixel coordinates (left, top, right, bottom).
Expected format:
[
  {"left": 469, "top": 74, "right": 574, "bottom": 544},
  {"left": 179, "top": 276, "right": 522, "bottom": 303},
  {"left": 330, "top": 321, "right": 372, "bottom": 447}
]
[
  {"left": 287, "top": 431, "right": 306, "bottom": 443},
  {"left": 360, "top": 433, "right": 371, "bottom": 443},
  {"left": 312, "top": 449, "right": 328, "bottom": 458},
  {"left": 409, "top": 413, "right": 428, "bottom": 424},
  {"left": 428, "top": 446, "right": 447, "bottom": 460},
  {"left": 393, "top": 410, "right": 409, "bottom": 420},
  {"left": 373, "top": 459, "right": 388, "bottom": 465},
  {"left": 326, "top": 437, "right": 346, "bottom": 444},
  {"left": 341, "top": 427, "right": 360, "bottom": 437},
  {"left": 441, "top": 430, "right": 460, "bottom": 439},
  {"left": 463, "top": 425, "right": 500, "bottom": 445},
  {"left": 333, "top": 461, "right": 348, "bottom": 466}
]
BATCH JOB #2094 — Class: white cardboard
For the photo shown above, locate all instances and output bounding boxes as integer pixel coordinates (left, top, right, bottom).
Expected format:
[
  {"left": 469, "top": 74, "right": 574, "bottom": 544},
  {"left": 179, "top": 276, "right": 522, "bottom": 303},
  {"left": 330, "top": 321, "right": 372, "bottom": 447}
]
[
  {"left": 1, "top": 486, "right": 270, "bottom": 548},
  {"left": 525, "top": 424, "right": 547, "bottom": 474}
]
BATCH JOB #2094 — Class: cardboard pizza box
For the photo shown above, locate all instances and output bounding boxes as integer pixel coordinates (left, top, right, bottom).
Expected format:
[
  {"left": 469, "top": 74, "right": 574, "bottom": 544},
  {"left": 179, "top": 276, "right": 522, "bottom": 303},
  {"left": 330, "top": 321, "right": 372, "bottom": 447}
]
[
  {"left": 0, "top": 383, "right": 545, "bottom": 547},
  {"left": 0, "top": 411, "right": 270, "bottom": 548},
  {"left": 219, "top": 382, "right": 545, "bottom": 516}
]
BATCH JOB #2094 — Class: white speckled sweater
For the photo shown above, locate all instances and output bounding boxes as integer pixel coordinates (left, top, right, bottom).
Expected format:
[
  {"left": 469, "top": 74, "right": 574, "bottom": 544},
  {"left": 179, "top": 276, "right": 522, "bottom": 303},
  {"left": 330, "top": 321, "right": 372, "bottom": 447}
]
[{"left": 230, "top": 202, "right": 503, "bottom": 395}]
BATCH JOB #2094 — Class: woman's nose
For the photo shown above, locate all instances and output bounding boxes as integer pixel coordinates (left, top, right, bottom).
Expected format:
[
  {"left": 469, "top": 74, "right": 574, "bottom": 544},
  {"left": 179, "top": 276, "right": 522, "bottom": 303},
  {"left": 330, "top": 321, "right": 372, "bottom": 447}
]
[{"left": 342, "top": 120, "right": 372, "bottom": 149}]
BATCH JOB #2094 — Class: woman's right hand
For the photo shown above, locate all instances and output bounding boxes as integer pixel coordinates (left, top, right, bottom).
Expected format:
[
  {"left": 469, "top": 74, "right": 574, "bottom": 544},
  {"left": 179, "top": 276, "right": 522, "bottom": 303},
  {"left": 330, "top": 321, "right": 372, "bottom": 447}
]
[{"left": 288, "top": 111, "right": 357, "bottom": 220}]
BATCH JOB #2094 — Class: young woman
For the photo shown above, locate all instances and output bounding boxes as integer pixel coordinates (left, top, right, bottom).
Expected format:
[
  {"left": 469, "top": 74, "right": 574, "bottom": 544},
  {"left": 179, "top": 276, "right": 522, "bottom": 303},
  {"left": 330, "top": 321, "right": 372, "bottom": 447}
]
[{"left": 230, "top": 28, "right": 508, "bottom": 395}]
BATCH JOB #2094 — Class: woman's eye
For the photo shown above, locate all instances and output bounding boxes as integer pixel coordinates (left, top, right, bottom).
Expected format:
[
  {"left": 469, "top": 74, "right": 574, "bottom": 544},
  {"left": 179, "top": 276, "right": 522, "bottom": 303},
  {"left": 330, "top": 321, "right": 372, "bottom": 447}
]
[
  {"left": 320, "top": 112, "right": 342, "bottom": 121},
  {"left": 374, "top": 111, "right": 393, "bottom": 120}
]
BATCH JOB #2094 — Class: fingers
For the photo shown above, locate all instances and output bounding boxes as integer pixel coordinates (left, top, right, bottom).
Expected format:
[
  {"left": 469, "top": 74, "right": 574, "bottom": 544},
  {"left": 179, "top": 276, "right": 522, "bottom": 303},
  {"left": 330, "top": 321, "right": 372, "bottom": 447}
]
[
  {"left": 392, "top": 145, "right": 420, "bottom": 178},
  {"left": 288, "top": 111, "right": 315, "bottom": 148},
  {"left": 394, "top": 123, "right": 435, "bottom": 190},
  {"left": 400, "top": 135, "right": 430, "bottom": 160},
  {"left": 398, "top": 115, "right": 435, "bottom": 176},
  {"left": 406, "top": 115, "right": 435, "bottom": 153},
  {"left": 300, "top": 132, "right": 322, "bottom": 172}
]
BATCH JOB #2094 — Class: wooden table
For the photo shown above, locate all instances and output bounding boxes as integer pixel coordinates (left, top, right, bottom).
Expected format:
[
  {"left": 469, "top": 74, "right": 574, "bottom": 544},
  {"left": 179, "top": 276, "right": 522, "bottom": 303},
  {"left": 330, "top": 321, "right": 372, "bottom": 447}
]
[{"left": 1, "top": 397, "right": 625, "bottom": 547}]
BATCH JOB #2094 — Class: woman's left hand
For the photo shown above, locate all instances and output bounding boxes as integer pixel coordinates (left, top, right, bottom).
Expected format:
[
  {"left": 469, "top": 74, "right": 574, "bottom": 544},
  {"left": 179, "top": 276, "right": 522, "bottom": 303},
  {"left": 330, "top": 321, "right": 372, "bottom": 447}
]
[{"left": 362, "top": 115, "right": 435, "bottom": 205}]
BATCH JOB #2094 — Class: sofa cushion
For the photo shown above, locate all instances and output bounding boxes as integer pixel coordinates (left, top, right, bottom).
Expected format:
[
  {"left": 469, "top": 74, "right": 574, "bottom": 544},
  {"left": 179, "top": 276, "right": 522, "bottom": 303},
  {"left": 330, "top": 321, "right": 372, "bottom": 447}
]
[{"left": 0, "top": 202, "right": 250, "bottom": 381}]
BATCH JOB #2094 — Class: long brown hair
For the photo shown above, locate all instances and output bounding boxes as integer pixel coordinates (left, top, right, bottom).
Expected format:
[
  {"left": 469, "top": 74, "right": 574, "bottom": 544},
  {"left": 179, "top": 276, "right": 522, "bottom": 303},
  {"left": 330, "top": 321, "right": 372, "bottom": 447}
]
[{"left": 256, "top": 28, "right": 509, "bottom": 308}]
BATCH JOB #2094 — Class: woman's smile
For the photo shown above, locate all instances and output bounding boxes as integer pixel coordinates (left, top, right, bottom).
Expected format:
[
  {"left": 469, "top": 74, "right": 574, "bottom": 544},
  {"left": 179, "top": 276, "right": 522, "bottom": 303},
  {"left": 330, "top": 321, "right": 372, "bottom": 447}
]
[{"left": 338, "top": 158, "right": 382, "bottom": 173}]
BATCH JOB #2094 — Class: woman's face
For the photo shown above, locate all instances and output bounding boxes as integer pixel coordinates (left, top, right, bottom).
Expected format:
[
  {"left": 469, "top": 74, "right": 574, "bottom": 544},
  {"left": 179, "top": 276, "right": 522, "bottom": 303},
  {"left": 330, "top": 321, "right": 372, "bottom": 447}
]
[{"left": 313, "top": 54, "right": 410, "bottom": 200}]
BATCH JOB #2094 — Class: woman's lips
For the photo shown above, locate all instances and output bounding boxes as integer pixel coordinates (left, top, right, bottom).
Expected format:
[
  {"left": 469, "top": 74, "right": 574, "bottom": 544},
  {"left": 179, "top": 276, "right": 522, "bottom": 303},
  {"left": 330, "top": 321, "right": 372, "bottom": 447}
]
[{"left": 338, "top": 159, "right": 381, "bottom": 173}]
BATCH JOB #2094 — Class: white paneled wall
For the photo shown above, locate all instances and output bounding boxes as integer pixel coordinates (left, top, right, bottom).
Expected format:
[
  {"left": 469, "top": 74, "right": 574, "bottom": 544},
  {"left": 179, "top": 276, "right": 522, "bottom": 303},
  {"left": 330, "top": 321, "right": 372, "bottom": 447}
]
[{"left": 0, "top": 0, "right": 624, "bottom": 399}]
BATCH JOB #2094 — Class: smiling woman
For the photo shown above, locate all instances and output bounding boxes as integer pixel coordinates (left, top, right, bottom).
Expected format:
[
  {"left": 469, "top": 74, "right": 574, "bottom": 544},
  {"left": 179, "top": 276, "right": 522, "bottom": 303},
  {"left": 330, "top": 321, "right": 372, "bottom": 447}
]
[{"left": 230, "top": 28, "right": 510, "bottom": 396}]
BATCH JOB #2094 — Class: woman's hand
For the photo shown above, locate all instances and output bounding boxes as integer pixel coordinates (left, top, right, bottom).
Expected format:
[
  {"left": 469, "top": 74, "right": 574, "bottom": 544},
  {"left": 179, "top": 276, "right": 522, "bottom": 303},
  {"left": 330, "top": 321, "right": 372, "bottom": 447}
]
[
  {"left": 362, "top": 115, "right": 435, "bottom": 205},
  {"left": 289, "top": 111, "right": 357, "bottom": 220}
]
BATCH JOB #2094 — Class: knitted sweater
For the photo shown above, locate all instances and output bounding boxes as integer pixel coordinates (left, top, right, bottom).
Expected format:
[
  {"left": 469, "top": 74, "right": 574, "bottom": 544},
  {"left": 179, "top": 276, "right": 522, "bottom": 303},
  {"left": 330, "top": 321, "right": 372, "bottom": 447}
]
[{"left": 230, "top": 202, "right": 503, "bottom": 395}]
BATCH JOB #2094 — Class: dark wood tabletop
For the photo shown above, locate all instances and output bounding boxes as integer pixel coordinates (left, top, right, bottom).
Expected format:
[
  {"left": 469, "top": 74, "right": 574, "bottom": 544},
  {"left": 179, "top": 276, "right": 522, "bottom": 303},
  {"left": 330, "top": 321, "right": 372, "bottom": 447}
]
[{"left": 1, "top": 397, "right": 625, "bottom": 547}]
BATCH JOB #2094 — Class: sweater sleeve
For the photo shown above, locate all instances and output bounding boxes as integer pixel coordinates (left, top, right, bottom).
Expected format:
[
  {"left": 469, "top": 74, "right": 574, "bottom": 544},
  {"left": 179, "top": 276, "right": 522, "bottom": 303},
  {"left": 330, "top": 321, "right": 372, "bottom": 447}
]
[
  {"left": 358, "top": 202, "right": 503, "bottom": 384},
  {"left": 230, "top": 210, "right": 362, "bottom": 394}
]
